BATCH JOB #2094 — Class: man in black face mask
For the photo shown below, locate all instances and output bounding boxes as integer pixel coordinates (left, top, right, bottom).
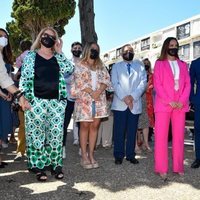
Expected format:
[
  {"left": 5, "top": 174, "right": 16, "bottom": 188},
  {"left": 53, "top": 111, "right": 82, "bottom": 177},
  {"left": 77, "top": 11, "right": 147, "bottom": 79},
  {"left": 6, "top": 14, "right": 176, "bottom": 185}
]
[
  {"left": 111, "top": 44, "right": 147, "bottom": 165},
  {"left": 63, "top": 42, "right": 83, "bottom": 158},
  {"left": 71, "top": 42, "right": 83, "bottom": 60}
]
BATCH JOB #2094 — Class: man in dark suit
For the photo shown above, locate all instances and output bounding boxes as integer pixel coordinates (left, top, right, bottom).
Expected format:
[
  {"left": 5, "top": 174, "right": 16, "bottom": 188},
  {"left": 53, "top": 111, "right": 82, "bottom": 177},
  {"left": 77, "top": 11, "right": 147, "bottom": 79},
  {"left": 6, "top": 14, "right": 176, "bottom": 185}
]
[{"left": 190, "top": 57, "right": 200, "bottom": 168}]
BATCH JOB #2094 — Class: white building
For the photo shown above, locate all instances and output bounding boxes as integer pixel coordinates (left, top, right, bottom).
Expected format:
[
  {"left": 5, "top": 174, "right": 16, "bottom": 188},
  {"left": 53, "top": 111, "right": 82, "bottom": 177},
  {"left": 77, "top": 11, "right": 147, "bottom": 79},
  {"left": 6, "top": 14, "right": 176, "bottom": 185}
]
[{"left": 102, "top": 14, "right": 200, "bottom": 69}]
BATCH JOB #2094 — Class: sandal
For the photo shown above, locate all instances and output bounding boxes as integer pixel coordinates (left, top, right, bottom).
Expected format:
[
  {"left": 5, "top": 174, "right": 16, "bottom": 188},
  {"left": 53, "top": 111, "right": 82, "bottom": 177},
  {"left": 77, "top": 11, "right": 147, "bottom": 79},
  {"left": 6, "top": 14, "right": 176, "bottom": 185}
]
[
  {"left": 80, "top": 159, "right": 93, "bottom": 169},
  {"left": 51, "top": 170, "right": 64, "bottom": 179},
  {"left": 91, "top": 161, "right": 99, "bottom": 169},
  {"left": 36, "top": 172, "right": 47, "bottom": 182}
]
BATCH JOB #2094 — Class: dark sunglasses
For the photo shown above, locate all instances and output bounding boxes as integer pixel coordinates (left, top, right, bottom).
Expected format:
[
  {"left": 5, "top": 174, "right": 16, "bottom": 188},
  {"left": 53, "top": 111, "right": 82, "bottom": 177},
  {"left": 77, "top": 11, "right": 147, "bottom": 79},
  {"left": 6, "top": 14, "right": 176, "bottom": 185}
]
[{"left": 42, "top": 33, "right": 56, "bottom": 41}]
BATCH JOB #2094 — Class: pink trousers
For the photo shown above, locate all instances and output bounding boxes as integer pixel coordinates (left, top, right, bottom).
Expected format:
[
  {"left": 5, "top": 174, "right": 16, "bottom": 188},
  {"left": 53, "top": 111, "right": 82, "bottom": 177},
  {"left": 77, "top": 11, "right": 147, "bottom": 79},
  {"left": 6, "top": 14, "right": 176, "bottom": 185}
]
[{"left": 154, "top": 111, "right": 185, "bottom": 174}]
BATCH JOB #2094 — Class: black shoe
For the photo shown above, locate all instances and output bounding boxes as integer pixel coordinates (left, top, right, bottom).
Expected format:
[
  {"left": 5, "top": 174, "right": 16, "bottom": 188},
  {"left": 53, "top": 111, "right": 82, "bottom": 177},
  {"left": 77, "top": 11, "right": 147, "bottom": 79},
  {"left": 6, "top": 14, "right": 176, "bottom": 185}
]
[
  {"left": 191, "top": 159, "right": 200, "bottom": 168},
  {"left": 126, "top": 158, "right": 139, "bottom": 164},
  {"left": 115, "top": 158, "right": 123, "bottom": 165}
]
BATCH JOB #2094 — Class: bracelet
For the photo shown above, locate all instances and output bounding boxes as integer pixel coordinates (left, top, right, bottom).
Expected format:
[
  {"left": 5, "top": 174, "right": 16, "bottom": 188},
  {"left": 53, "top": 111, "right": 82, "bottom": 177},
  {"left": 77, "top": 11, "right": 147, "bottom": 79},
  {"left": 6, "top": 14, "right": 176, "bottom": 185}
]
[
  {"left": 13, "top": 90, "right": 21, "bottom": 98},
  {"left": 12, "top": 91, "right": 24, "bottom": 104},
  {"left": 16, "top": 92, "right": 24, "bottom": 100}
]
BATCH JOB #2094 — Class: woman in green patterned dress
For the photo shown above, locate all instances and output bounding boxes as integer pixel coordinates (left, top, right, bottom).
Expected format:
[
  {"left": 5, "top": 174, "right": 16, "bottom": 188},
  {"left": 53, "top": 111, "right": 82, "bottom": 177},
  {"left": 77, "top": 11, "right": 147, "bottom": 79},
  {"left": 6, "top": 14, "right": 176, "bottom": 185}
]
[{"left": 19, "top": 27, "right": 74, "bottom": 181}]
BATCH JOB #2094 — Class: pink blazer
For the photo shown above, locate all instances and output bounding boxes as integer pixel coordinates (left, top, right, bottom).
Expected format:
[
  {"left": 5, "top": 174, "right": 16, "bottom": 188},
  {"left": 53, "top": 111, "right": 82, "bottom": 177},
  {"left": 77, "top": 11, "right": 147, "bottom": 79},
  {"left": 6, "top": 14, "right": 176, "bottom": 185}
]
[{"left": 153, "top": 59, "right": 191, "bottom": 112}]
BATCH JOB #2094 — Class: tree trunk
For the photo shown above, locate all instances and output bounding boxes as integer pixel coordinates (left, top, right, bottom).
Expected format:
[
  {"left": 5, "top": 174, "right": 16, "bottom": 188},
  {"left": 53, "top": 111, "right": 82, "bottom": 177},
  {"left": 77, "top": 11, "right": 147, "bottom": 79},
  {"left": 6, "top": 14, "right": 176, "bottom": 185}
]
[{"left": 78, "top": 0, "right": 98, "bottom": 47}]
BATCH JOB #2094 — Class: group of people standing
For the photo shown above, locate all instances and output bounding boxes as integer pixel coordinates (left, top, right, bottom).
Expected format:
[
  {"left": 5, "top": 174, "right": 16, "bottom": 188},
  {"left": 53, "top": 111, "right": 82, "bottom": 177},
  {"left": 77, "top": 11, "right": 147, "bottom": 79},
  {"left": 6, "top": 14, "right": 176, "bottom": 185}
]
[{"left": 1, "top": 26, "right": 200, "bottom": 183}]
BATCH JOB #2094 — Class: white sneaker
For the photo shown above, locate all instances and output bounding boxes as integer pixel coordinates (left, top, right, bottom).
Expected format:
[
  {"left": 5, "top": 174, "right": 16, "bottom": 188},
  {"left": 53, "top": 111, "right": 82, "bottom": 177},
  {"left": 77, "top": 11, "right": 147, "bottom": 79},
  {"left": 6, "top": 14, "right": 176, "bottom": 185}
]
[{"left": 62, "top": 146, "right": 66, "bottom": 159}]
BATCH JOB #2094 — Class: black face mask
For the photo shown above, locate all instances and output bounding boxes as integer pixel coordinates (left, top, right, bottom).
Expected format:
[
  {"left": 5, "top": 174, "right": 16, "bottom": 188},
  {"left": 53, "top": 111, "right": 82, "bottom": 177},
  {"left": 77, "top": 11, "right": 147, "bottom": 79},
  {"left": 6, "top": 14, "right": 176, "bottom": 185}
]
[
  {"left": 145, "top": 65, "right": 150, "bottom": 71},
  {"left": 167, "top": 48, "right": 178, "bottom": 56},
  {"left": 90, "top": 49, "right": 99, "bottom": 59},
  {"left": 72, "top": 50, "right": 82, "bottom": 58},
  {"left": 122, "top": 52, "right": 134, "bottom": 61},
  {"left": 41, "top": 36, "right": 55, "bottom": 48}
]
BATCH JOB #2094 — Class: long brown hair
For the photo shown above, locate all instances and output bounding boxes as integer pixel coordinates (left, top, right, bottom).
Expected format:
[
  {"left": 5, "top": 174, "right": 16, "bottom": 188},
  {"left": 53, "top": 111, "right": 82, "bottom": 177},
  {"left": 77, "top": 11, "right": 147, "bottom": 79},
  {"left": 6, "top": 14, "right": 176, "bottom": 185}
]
[
  {"left": 80, "top": 42, "right": 103, "bottom": 70},
  {"left": 0, "top": 28, "right": 13, "bottom": 65},
  {"left": 158, "top": 37, "right": 179, "bottom": 60}
]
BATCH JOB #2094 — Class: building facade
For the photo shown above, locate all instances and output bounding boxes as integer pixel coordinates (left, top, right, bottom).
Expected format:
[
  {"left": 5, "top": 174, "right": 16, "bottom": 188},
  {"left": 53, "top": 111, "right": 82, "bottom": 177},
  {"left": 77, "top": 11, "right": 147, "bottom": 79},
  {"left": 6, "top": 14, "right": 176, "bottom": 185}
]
[{"left": 102, "top": 14, "right": 200, "bottom": 69}]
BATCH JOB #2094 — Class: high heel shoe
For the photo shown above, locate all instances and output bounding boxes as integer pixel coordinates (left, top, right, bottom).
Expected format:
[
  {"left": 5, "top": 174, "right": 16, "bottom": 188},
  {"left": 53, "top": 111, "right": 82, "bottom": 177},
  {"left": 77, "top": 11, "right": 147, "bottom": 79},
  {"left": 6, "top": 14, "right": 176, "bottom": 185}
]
[
  {"left": 135, "top": 147, "right": 142, "bottom": 154},
  {"left": 159, "top": 173, "right": 168, "bottom": 181},
  {"left": 91, "top": 161, "right": 99, "bottom": 169},
  {"left": 178, "top": 172, "right": 184, "bottom": 176},
  {"left": 143, "top": 145, "right": 152, "bottom": 153}
]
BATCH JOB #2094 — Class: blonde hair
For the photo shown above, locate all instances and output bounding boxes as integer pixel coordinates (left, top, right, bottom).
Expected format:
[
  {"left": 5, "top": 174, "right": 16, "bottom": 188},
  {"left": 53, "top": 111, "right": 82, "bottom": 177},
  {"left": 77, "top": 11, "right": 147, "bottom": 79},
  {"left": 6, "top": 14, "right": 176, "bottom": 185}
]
[
  {"left": 31, "top": 27, "right": 59, "bottom": 51},
  {"left": 80, "top": 42, "right": 104, "bottom": 70}
]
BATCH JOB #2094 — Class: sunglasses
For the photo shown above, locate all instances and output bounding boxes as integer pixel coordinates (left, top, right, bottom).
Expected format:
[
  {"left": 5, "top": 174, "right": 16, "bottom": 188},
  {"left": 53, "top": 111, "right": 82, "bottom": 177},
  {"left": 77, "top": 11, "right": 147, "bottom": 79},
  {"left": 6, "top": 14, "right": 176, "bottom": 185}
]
[{"left": 42, "top": 33, "right": 56, "bottom": 41}]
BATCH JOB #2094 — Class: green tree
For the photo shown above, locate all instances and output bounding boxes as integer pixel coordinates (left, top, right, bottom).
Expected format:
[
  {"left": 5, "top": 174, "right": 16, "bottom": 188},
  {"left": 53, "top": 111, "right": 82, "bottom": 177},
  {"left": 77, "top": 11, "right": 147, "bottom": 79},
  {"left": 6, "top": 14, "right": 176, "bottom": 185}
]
[
  {"left": 7, "top": 0, "right": 76, "bottom": 56},
  {"left": 78, "top": 0, "right": 97, "bottom": 46}
]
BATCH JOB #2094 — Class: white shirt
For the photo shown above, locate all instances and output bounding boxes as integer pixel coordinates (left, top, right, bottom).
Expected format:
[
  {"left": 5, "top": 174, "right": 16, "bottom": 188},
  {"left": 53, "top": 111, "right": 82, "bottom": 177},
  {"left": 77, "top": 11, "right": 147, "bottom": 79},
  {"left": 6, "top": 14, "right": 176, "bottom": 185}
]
[
  {"left": 169, "top": 60, "right": 180, "bottom": 90},
  {"left": 0, "top": 52, "right": 14, "bottom": 88},
  {"left": 91, "top": 70, "right": 97, "bottom": 90}
]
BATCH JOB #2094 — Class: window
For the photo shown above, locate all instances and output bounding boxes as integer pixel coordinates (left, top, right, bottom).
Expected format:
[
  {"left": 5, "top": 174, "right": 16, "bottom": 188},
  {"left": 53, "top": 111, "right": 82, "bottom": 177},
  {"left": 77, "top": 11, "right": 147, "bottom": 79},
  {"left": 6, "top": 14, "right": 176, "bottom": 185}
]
[
  {"left": 131, "top": 41, "right": 140, "bottom": 53},
  {"left": 177, "top": 22, "right": 190, "bottom": 40},
  {"left": 192, "top": 19, "right": 200, "bottom": 36},
  {"left": 193, "top": 41, "right": 200, "bottom": 59},
  {"left": 141, "top": 37, "right": 150, "bottom": 51},
  {"left": 116, "top": 47, "right": 122, "bottom": 58},
  {"left": 179, "top": 44, "right": 190, "bottom": 60}
]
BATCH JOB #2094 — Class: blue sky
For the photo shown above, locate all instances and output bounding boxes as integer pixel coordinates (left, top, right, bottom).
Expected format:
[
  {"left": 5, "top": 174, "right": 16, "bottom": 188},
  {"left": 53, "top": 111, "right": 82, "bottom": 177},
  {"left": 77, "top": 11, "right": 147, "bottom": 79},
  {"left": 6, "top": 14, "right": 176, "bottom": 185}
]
[{"left": 1, "top": 0, "right": 200, "bottom": 58}]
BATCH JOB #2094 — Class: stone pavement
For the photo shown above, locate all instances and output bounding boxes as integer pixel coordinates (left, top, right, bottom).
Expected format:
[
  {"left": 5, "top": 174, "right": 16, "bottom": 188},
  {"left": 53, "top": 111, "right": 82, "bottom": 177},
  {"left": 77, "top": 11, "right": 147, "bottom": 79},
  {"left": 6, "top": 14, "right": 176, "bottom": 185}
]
[{"left": 0, "top": 130, "right": 200, "bottom": 200}]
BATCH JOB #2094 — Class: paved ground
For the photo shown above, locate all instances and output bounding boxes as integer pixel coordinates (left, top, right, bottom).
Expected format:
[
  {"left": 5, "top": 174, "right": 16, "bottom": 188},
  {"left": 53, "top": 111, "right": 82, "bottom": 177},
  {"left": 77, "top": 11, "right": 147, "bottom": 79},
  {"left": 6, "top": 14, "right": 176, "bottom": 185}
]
[{"left": 0, "top": 129, "right": 200, "bottom": 200}]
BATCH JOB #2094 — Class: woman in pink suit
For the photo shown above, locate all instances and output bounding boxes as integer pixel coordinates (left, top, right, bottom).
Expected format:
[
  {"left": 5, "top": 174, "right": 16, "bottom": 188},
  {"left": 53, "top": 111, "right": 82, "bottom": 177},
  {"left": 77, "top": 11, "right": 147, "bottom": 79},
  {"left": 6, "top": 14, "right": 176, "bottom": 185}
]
[{"left": 153, "top": 37, "right": 190, "bottom": 180}]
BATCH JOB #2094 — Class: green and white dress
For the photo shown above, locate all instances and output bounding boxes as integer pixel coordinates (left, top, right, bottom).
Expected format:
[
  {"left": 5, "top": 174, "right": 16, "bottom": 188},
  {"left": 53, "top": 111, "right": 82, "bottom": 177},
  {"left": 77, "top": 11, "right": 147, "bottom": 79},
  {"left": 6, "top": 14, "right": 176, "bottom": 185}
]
[{"left": 19, "top": 51, "right": 74, "bottom": 171}]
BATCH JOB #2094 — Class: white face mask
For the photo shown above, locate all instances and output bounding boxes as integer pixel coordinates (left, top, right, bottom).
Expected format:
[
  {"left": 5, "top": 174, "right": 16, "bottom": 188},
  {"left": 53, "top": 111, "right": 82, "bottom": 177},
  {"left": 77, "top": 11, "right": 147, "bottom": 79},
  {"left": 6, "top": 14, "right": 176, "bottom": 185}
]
[{"left": 0, "top": 37, "right": 8, "bottom": 48}]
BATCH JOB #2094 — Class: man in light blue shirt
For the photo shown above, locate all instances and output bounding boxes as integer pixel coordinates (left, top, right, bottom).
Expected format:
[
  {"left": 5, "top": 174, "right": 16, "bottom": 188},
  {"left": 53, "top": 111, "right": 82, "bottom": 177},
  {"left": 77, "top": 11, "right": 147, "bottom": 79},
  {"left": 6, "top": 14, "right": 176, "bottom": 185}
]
[{"left": 111, "top": 44, "right": 147, "bottom": 165}]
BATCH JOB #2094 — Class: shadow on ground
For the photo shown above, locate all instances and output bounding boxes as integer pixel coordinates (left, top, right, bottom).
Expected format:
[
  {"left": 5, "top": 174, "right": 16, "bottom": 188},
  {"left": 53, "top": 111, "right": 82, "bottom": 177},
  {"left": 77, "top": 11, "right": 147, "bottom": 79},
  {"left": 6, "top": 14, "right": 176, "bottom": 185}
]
[{"left": 0, "top": 131, "right": 200, "bottom": 200}]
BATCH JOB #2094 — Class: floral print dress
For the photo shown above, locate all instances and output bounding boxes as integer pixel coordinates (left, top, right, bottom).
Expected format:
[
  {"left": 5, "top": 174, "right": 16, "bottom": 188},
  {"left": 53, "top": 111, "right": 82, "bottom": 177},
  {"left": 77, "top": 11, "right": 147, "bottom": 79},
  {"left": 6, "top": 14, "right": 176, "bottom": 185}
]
[{"left": 72, "top": 65, "right": 111, "bottom": 122}]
